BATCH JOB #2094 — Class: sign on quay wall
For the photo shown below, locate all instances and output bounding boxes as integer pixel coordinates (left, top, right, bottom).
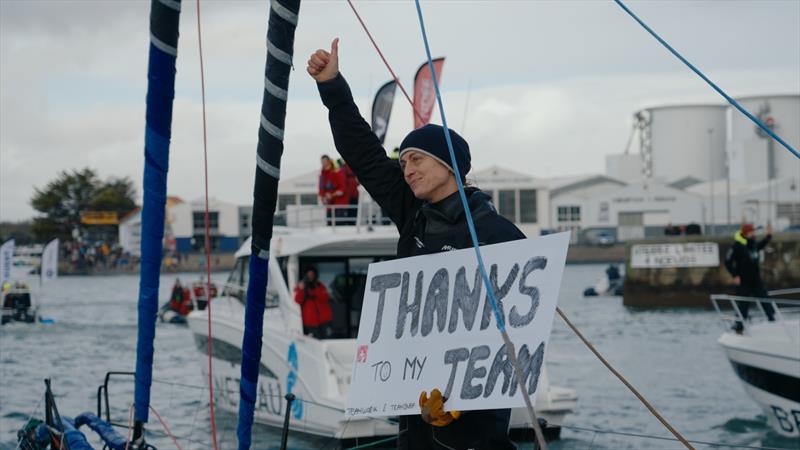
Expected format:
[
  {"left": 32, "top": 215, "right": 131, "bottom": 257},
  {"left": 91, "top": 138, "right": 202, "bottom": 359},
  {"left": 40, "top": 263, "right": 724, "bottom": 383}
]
[
  {"left": 631, "top": 242, "right": 719, "bottom": 268},
  {"left": 345, "top": 232, "right": 570, "bottom": 417}
]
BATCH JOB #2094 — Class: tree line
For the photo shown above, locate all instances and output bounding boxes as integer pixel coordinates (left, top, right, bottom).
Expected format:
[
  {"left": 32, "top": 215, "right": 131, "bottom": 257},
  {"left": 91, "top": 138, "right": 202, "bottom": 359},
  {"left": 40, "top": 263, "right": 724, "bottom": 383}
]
[{"left": 0, "top": 168, "right": 138, "bottom": 243}]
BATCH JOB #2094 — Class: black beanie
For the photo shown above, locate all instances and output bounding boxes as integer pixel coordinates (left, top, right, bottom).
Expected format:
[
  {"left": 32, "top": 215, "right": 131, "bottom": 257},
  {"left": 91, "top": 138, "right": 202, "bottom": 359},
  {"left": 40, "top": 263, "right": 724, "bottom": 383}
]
[{"left": 399, "top": 124, "right": 471, "bottom": 180}]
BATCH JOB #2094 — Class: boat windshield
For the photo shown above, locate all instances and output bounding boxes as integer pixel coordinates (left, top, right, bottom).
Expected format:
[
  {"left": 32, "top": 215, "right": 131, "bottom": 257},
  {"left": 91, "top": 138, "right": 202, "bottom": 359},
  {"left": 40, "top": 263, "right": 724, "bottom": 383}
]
[{"left": 223, "top": 256, "right": 279, "bottom": 308}]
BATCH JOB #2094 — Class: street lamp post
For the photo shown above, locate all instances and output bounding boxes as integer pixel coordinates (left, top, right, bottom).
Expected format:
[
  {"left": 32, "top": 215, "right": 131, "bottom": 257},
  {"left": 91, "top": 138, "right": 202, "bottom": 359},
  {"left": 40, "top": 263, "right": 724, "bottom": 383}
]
[
  {"left": 726, "top": 146, "right": 732, "bottom": 229},
  {"left": 708, "top": 128, "right": 715, "bottom": 235},
  {"left": 755, "top": 103, "right": 776, "bottom": 229}
]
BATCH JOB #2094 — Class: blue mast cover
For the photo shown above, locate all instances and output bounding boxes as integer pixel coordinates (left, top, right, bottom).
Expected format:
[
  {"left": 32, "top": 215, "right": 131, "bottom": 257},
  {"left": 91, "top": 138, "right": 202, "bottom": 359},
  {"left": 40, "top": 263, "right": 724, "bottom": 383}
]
[
  {"left": 134, "top": 0, "right": 181, "bottom": 425},
  {"left": 238, "top": 1, "right": 301, "bottom": 448}
]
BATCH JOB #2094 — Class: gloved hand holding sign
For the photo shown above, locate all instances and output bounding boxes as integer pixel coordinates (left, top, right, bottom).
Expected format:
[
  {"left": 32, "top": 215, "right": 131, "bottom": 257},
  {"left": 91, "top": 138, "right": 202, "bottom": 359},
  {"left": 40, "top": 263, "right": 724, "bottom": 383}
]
[{"left": 419, "top": 389, "right": 461, "bottom": 427}]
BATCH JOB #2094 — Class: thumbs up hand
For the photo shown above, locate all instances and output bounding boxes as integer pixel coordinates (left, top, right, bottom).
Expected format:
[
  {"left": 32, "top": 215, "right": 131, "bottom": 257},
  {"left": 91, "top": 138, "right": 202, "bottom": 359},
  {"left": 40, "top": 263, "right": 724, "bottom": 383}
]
[{"left": 307, "top": 38, "right": 340, "bottom": 82}]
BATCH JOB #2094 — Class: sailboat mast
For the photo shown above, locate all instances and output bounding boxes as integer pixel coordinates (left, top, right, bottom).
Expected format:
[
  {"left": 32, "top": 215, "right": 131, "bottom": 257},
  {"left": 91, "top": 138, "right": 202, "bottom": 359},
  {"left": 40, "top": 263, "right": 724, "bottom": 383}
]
[
  {"left": 237, "top": 1, "right": 301, "bottom": 449},
  {"left": 133, "top": 0, "right": 181, "bottom": 441}
]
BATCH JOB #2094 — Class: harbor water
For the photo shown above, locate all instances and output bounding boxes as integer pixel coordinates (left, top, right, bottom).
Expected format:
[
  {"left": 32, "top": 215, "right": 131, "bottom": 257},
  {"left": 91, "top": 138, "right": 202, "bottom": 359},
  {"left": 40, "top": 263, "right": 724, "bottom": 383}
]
[{"left": 1, "top": 265, "right": 796, "bottom": 449}]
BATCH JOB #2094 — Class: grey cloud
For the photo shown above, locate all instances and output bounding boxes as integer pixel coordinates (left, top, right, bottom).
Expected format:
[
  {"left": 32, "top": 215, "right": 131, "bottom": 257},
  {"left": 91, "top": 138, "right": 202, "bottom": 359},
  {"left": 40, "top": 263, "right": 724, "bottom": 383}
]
[{"left": 1, "top": 0, "right": 798, "bottom": 220}]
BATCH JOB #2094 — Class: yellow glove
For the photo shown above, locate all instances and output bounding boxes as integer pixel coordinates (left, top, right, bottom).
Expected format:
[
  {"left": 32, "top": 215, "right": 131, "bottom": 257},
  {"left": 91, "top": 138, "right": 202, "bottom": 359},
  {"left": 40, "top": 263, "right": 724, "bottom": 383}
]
[{"left": 419, "top": 388, "right": 461, "bottom": 427}]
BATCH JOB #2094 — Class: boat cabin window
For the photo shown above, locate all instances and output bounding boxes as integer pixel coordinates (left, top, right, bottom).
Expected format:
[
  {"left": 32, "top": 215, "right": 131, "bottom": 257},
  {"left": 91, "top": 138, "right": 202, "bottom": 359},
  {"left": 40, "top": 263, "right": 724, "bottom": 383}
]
[{"left": 298, "top": 256, "right": 393, "bottom": 338}]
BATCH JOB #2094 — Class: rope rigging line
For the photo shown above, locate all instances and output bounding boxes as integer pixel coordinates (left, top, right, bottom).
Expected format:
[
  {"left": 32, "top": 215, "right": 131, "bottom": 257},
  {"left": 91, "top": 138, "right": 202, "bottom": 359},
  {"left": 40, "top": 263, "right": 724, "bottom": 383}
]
[
  {"left": 194, "top": 1, "right": 220, "bottom": 449},
  {"left": 343, "top": 435, "right": 398, "bottom": 450},
  {"left": 13, "top": 396, "right": 43, "bottom": 450},
  {"left": 410, "top": 2, "right": 548, "bottom": 450},
  {"left": 556, "top": 307, "right": 695, "bottom": 449},
  {"left": 149, "top": 406, "right": 184, "bottom": 450},
  {"left": 613, "top": 0, "right": 799, "bottom": 160},
  {"left": 345, "top": 0, "right": 423, "bottom": 123},
  {"left": 125, "top": 402, "right": 135, "bottom": 450}
]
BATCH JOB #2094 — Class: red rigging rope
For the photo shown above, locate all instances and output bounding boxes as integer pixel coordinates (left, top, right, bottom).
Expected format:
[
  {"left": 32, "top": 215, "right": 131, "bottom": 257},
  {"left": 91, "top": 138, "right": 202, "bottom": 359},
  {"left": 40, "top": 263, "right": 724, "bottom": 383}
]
[
  {"left": 195, "top": 1, "right": 220, "bottom": 449},
  {"left": 345, "top": 0, "right": 424, "bottom": 124},
  {"left": 149, "top": 406, "right": 184, "bottom": 450},
  {"left": 125, "top": 402, "right": 134, "bottom": 450}
]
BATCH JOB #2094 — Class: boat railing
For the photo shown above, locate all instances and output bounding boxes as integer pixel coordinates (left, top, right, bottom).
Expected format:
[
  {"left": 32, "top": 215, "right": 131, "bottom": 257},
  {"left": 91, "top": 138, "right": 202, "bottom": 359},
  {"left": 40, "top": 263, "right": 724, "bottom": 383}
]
[
  {"left": 94, "top": 370, "right": 398, "bottom": 447},
  {"left": 275, "top": 200, "right": 392, "bottom": 232},
  {"left": 710, "top": 291, "right": 800, "bottom": 342}
]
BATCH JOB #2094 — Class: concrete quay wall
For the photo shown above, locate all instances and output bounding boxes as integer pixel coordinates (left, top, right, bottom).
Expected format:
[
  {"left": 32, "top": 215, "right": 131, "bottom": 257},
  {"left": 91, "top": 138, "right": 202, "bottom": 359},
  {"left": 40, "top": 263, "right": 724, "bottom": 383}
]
[{"left": 623, "top": 233, "right": 800, "bottom": 308}]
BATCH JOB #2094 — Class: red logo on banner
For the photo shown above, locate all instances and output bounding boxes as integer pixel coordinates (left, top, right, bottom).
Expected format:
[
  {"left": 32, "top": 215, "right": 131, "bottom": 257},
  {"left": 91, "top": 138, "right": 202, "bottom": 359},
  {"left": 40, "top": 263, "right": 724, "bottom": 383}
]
[
  {"left": 357, "top": 345, "right": 368, "bottom": 363},
  {"left": 413, "top": 58, "right": 445, "bottom": 129}
]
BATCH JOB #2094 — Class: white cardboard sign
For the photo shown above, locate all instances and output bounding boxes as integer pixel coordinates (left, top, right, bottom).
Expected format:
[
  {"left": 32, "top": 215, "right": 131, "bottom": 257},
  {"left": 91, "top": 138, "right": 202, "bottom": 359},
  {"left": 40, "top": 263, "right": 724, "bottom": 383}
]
[
  {"left": 630, "top": 242, "right": 719, "bottom": 268},
  {"left": 345, "top": 232, "right": 570, "bottom": 417}
]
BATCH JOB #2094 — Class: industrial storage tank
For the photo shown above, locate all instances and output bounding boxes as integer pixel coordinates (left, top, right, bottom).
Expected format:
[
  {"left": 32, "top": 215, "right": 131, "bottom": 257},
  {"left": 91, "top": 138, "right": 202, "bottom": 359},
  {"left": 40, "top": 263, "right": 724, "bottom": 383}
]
[
  {"left": 640, "top": 104, "right": 727, "bottom": 183},
  {"left": 727, "top": 94, "right": 800, "bottom": 185},
  {"left": 605, "top": 153, "right": 642, "bottom": 182}
]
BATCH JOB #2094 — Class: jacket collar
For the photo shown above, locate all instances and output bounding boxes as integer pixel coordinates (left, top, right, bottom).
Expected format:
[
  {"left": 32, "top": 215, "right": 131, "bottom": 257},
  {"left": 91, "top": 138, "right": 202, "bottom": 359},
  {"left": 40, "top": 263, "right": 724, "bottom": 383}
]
[
  {"left": 420, "top": 188, "right": 492, "bottom": 225},
  {"left": 733, "top": 231, "right": 748, "bottom": 246}
]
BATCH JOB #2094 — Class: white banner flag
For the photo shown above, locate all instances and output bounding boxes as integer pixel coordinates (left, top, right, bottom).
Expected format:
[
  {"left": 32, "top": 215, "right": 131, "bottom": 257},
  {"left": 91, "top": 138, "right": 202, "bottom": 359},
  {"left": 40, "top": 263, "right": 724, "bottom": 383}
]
[
  {"left": 345, "top": 232, "right": 570, "bottom": 417},
  {"left": 0, "top": 239, "right": 15, "bottom": 285},
  {"left": 41, "top": 239, "right": 59, "bottom": 283}
]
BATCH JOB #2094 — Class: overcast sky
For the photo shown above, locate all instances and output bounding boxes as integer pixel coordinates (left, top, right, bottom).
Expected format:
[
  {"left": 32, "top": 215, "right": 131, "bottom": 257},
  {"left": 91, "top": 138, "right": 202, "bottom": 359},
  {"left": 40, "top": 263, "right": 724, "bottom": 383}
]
[{"left": 1, "top": 0, "right": 798, "bottom": 221}]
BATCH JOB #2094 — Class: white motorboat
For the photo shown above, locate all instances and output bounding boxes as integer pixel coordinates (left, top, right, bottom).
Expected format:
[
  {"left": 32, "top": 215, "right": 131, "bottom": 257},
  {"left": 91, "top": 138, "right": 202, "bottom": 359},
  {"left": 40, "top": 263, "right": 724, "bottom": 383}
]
[
  {"left": 187, "top": 205, "right": 577, "bottom": 442},
  {"left": 1, "top": 281, "right": 38, "bottom": 325},
  {"left": 711, "top": 292, "right": 800, "bottom": 438}
]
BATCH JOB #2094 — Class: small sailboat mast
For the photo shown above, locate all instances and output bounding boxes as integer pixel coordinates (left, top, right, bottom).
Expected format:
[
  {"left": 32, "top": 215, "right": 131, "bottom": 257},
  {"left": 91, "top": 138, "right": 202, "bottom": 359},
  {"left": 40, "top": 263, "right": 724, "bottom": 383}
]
[
  {"left": 237, "top": 1, "right": 301, "bottom": 448},
  {"left": 133, "top": 0, "right": 182, "bottom": 443}
]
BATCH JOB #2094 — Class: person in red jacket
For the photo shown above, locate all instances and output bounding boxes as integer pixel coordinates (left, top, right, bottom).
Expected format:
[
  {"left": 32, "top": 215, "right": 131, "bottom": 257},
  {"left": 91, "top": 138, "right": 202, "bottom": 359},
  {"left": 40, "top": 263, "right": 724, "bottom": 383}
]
[
  {"left": 319, "top": 154, "right": 348, "bottom": 225},
  {"left": 294, "top": 266, "right": 333, "bottom": 339},
  {"left": 338, "top": 158, "right": 360, "bottom": 223}
]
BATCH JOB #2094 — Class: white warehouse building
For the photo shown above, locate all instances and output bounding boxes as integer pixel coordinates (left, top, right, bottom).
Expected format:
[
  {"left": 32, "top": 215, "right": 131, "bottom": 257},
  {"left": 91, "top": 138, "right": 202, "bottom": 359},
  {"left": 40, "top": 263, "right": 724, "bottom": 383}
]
[{"left": 170, "top": 197, "right": 241, "bottom": 252}]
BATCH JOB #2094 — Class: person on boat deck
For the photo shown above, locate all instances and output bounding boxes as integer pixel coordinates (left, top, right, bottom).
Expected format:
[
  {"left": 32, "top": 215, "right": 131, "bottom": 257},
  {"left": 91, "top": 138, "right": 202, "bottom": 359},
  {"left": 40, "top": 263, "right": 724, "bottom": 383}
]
[
  {"left": 338, "top": 158, "right": 360, "bottom": 223},
  {"left": 724, "top": 222, "right": 774, "bottom": 333},
  {"left": 308, "top": 38, "right": 521, "bottom": 450},
  {"left": 294, "top": 266, "right": 333, "bottom": 339},
  {"left": 319, "top": 154, "right": 348, "bottom": 224}
]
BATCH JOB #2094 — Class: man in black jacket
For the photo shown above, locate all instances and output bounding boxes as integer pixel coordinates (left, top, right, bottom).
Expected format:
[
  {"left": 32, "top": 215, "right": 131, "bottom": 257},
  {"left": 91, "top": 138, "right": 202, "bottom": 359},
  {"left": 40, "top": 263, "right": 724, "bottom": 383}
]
[
  {"left": 308, "top": 38, "right": 521, "bottom": 450},
  {"left": 724, "top": 223, "right": 774, "bottom": 333}
]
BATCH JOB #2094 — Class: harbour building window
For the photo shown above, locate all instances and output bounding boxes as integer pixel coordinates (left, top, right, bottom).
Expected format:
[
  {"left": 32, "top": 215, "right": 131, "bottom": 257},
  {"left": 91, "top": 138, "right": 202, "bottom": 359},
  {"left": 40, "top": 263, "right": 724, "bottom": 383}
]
[
  {"left": 498, "top": 190, "right": 517, "bottom": 222},
  {"left": 520, "top": 189, "right": 537, "bottom": 223},
  {"left": 193, "top": 211, "right": 219, "bottom": 230},
  {"left": 300, "top": 194, "right": 319, "bottom": 205},
  {"left": 557, "top": 206, "right": 581, "bottom": 222},
  {"left": 278, "top": 194, "right": 296, "bottom": 211},
  {"left": 275, "top": 194, "right": 296, "bottom": 226}
]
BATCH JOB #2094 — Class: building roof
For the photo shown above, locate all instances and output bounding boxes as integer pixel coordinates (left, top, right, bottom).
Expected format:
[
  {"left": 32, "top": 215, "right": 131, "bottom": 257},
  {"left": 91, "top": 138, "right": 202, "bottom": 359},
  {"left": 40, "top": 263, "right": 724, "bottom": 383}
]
[
  {"left": 167, "top": 196, "right": 184, "bottom": 206},
  {"left": 279, "top": 170, "right": 319, "bottom": 192},
  {"left": 685, "top": 177, "right": 796, "bottom": 197},
  {"left": 549, "top": 174, "right": 626, "bottom": 198},
  {"left": 119, "top": 207, "right": 141, "bottom": 225},
  {"left": 468, "top": 166, "right": 546, "bottom": 188},
  {"left": 668, "top": 176, "right": 704, "bottom": 190}
]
